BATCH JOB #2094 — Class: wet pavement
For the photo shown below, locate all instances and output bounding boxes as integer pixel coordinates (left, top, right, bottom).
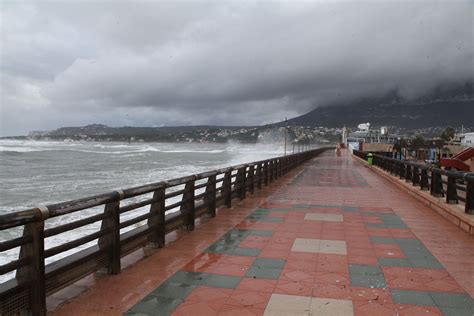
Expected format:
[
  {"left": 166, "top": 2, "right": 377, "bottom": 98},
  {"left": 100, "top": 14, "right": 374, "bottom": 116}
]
[{"left": 51, "top": 150, "right": 474, "bottom": 316}]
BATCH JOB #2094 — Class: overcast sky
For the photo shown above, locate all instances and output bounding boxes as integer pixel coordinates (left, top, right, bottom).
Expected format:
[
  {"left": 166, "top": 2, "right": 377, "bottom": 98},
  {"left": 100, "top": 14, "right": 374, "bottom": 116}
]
[{"left": 0, "top": 1, "right": 472, "bottom": 136}]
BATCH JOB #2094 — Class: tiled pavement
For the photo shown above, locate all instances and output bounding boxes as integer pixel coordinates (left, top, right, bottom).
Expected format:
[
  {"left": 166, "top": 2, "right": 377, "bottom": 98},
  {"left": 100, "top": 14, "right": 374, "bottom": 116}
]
[{"left": 52, "top": 150, "right": 474, "bottom": 316}]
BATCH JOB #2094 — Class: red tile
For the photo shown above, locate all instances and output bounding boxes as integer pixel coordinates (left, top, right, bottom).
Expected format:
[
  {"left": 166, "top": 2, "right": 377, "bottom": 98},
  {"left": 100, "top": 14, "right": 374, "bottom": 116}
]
[
  {"left": 220, "top": 255, "right": 256, "bottom": 266},
  {"left": 213, "top": 264, "right": 250, "bottom": 277},
  {"left": 218, "top": 304, "right": 265, "bottom": 316},
  {"left": 353, "top": 301, "right": 399, "bottom": 316},
  {"left": 225, "top": 290, "right": 271, "bottom": 309},
  {"left": 236, "top": 278, "right": 277, "bottom": 293},
  {"left": 314, "top": 271, "right": 350, "bottom": 285},
  {"left": 280, "top": 269, "right": 315, "bottom": 282},
  {"left": 350, "top": 286, "right": 393, "bottom": 304},
  {"left": 347, "top": 255, "right": 379, "bottom": 265},
  {"left": 274, "top": 279, "right": 313, "bottom": 296},
  {"left": 312, "top": 283, "right": 352, "bottom": 300},
  {"left": 284, "top": 258, "right": 317, "bottom": 272},
  {"left": 382, "top": 267, "right": 464, "bottom": 293},
  {"left": 258, "top": 249, "right": 289, "bottom": 259},
  {"left": 315, "top": 260, "right": 349, "bottom": 273},
  {"left": 396, "top": 305, "right": 443, "bottom": 316}
]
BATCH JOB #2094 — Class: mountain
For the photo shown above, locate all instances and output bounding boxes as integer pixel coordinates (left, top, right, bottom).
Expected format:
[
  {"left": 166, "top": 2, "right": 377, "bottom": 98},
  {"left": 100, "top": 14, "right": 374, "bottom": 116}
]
[{"left": 283, "top": 83, "right": 473, "bottom": 129}]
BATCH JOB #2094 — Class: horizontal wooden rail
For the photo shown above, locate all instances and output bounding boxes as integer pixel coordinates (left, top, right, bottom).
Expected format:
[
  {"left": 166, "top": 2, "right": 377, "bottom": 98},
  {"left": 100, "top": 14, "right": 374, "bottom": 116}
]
[
  {"left": 353, "top": 150, "right": 474, "bottom": 214},
  {"left": 0, "top": 147, "right": 331, "bottom": 315}
]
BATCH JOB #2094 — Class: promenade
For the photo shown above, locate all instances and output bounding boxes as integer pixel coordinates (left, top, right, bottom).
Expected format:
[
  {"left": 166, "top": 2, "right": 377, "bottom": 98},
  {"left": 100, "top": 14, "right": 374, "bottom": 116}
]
[{"left": 52, "top": 150, "right": 474, "bottom": 315}]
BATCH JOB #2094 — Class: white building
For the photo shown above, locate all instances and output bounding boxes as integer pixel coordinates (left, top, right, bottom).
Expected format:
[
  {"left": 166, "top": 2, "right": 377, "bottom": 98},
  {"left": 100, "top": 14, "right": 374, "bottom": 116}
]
[{"left": 460, "top": 132, "right": 474, "bottom": 147}]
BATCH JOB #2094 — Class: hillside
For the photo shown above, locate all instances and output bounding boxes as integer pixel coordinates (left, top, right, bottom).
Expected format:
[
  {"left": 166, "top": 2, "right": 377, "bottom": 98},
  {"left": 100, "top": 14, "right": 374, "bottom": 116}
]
[{"left": 284, "top": 100, "right": 473, "bottom": 129}]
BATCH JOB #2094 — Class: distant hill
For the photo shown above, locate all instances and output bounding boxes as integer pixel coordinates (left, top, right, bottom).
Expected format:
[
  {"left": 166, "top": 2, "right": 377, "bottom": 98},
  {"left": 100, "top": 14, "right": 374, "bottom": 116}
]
[
  {"left": 283, "top": 83, "right": 473, "bottom": 129},
  {"left": 284, "top": 100, "right": 473, "bottom": 129}
]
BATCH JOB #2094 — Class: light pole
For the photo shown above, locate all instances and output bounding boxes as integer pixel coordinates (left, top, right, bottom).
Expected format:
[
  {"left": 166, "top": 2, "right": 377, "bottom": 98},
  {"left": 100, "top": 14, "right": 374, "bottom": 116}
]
[{"left": 284, "top": 117, "right": 287, "bottom": 156}]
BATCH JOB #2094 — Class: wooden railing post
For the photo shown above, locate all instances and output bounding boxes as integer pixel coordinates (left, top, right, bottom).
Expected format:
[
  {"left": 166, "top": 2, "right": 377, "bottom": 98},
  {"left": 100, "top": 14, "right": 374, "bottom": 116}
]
[
  {"left": 268, "top": 161, "right": 274, "bottom": 183},
  {"left": 223, "top": 171, "right": 232, "bottom": 208},
  {"left": 420, "top": 169, "right": 429, "bottom": 190},
  {"left": 16, "top": 209, "right": 47, "bottom": 316},
  {"left": 276, "top": 159, "right": 281, "bottom": 178},
  {"left": 236, "top": 166, "right": 247, "bottom": 200},
  {"left": 248, "top": 165, "right": 255, "bottom": 194},
  {"left": 405, "top": 164, "right": 412, "bottom": 182},
  {"left": 147, "top": 186, "right": 166, "bottom": 248},
  {"left": 446, "top": 176, "right": 458, "bottom": 204},
  {"left": 181, "top": 178, "right": 196, "bottom": 231},
  {"left": 412, "top": 166, "right": 420, "bottom": 186},
  {"left": 263, "top": 162, "right": 269, "bottom": 186},
  {"left": 399, "top": 163, "right": 406, "bottom": 179},
  {"left": 466, "top": 179, "right": 474, "bottom": 214},
  {"left": 204, "top": 175, "right": 217, "bottom": 218},
  {"left": 430, "top": 171, "right": 444, "bottom": 197},
  {"left": 98, "top": 194, "right": 121, "bottom": 274},
  {"left": 256, "top": 163, "right": 263, "bottom": 189}
]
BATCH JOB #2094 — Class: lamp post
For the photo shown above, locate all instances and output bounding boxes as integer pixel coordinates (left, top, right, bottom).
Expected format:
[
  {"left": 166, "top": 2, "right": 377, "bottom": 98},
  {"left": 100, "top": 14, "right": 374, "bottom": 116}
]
[{"left": 284, "top": 117, "right": 287, "bottom": 156}]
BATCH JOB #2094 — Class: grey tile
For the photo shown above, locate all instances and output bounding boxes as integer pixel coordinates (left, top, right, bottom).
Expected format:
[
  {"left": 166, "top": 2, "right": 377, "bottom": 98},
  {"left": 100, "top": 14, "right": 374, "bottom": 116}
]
[
  {"left": 395, "top": 238, "right": 424, "bottom": 248},
  {"left": 391, "top": 289, "right": 435, "bottom": 306},
  {"left": 378, "top": 258, "right": 413, "bottom": 267},
  {"left": 246, "top": 266, "right": 283, "bottom": 279},
  {"left": 341, "top": 206, "right": 359, "bottom": 212},
  {"left": 370, "top": 236, "right": 396, "bottom": 244},
  {"left": 206, "top": 244, "right": 236, "bottom": 254},
  {"left": 385, "top": 223, "right": 408, "bottom": 228},
  {"left": 349, "top": 264, "right": 383, "bottom": 275},
  {"left": 350, "top": 274, "right": 387, "bottom": 288},
  {"left": 204, "top": 274, "right": 242, "bottom": 289},
  {"left": 365, "top": 223, "right": 386, "bottom": 228},
  {"left": 256, "top": 208, "right": 290, "bottom": 213},
  {"left": 126, "top": 296, "right": 183, "bottom": 316},
  {"left": 245, "top": 229, "right": 274, "bottom": 237},
  {"left": 430, "top": 292, "right": 474, "bottom": 308},
  {"left": 361, "top": 211, "right": 379, "bottom": 216},
  {"left": 232, "top": 247, "right": 261, "bottom": 257},
  {"left": 224, "top": 229, "right": 250, "bottom": 239},
  {"left": 408, "top": 258, "right": 444, "bottom": 269},
  {"left": 212, "top": 238, "right": 241, "bottom": 246},
  {"left": 149, "top": 282, "right": 196, "bottom": 299},
  {"left": 254, "top": 258, "right": 286, "bottom": 269},
  {"left": 256, "top": 217, "right": 284, "bottom": 222},
  {"left": 293, "top": 204, "right": 311, "bottom": 209},
  {"left": 168, "top": 271, "right": 209, "bottom": 286},
  {"left": 439, "top": 306, "right": 474, "bottom": 316}
]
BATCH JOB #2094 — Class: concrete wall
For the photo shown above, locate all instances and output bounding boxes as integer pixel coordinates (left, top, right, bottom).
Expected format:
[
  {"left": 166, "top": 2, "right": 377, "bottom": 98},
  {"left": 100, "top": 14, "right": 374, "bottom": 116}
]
[{"left": 361, "top": 143, "right": 393, "bottom": 152}]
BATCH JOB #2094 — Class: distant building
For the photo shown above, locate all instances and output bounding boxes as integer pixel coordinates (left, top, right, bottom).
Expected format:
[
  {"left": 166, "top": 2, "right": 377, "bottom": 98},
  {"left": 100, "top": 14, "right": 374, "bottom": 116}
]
[{"left": 460, "top": 132, "right": 474, "bottom": 147}]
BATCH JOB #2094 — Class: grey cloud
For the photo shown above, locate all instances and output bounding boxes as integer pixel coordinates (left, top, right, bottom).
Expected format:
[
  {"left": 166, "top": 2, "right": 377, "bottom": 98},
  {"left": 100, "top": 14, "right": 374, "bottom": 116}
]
[{"left": 1, "top": 0, "right": 473, "bottom": 136}]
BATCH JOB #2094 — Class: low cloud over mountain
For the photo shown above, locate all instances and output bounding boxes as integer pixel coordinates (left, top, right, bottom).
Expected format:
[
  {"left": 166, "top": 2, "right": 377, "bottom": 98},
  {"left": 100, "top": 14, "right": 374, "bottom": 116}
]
[{"left": 1, "top": 1, "right": 472, "bottom": 136}]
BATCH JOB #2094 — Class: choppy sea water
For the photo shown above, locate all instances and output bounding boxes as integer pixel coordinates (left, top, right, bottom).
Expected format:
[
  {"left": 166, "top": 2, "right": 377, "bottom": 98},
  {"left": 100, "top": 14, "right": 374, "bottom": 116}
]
[{"left": 0, "top": 140, "right": 294, "bottom": 282}]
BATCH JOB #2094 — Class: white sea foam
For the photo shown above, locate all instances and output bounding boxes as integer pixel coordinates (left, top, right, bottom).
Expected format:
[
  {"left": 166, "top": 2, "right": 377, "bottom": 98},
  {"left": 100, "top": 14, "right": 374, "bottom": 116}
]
[{"left": 0, "top": 139, "right": 311, "bottom": 283}]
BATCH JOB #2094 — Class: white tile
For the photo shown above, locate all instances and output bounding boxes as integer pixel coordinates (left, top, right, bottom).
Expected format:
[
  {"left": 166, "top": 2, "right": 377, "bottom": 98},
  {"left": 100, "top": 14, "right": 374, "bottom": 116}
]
[
  {"left": 304, "top": 213, "right": 343, "bottom": 222},
  {"left": 310, "top": 298, "right": 354, "bottom": 316},
  {"left": 264, "top": 294, "right": 311, "bottom": 315},
  {"left": 264, "top": 294, "right": 354, "bottom": 316},
  {"left": 319, "top": 240, "right": 347, "bottom": 255},
  {"left": 291, "top": 238, "right": 347, "bottom": 255},
  {"left": 319, "top": 246, "right": 347, "bottom": 255},
  {"left": 291, "top": 238, "right": 320, "bottom": 253}
]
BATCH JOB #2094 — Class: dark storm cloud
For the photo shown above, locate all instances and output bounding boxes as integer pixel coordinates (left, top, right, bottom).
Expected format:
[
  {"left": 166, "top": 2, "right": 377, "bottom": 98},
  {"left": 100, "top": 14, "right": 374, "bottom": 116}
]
[{"left": 1, "top": 0, "right": 473, "bottom": 135}]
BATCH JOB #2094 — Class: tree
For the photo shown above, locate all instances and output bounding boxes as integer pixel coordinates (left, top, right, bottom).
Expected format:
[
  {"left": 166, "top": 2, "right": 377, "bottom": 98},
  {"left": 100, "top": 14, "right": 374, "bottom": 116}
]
[
  {"left": 410, "top": 135, "right": 425, "bottom": 149},
  {"left": 440, "top": 127, "right": 455, "bottom": 142}
]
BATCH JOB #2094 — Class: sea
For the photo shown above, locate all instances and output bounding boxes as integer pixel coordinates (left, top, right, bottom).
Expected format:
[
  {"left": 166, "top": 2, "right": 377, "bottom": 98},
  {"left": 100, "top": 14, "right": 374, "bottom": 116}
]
[{"left": 0, "top": 139, "right": 292, "bottom": 282}]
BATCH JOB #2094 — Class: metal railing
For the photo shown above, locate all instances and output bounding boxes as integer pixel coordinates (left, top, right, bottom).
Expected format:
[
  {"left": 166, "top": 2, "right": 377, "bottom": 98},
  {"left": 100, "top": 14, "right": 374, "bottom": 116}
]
[
  {"left": 0, "top": 148, "right": 330, "bottom": 315},
  {"left": 353, "top": 150, "right": 474, "bottom": 215}
]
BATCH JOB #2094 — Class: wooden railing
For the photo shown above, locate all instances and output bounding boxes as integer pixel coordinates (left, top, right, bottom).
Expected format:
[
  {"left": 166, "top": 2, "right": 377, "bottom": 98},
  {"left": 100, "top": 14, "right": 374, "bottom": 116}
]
[
  {"left": 353, "top": 150, "right": 474, "bottom": 214},
  {"left": 0, "top": 148, "right": 330, "bottom": 315}
]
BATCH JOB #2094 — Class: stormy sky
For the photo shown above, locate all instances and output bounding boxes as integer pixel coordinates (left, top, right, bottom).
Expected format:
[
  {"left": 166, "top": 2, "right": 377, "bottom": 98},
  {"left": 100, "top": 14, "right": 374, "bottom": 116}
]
[{"left": 0, "top": 1, "right": 472, "bottom": 136}]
